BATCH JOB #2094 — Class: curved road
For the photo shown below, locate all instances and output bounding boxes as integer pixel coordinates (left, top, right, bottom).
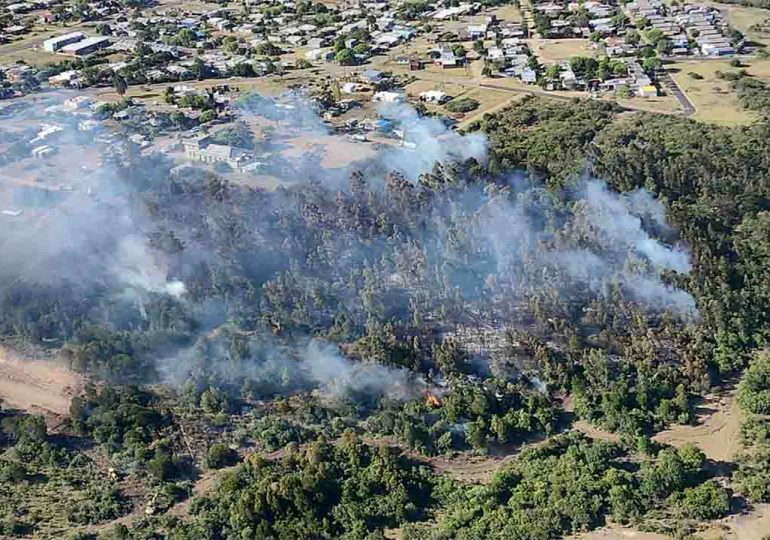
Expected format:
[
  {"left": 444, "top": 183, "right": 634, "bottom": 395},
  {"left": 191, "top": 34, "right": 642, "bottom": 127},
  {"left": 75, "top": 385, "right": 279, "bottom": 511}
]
[{"left": 659, "top": 71, "right": 696, "bottom": 116}]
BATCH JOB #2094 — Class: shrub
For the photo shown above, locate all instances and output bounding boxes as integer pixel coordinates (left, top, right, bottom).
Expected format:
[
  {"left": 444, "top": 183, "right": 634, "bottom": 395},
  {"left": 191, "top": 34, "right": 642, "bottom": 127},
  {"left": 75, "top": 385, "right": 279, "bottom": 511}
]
[
  {"left": 445, "top": 98, "right": 480, "bottom": 114},
  {"left": 207, "top": 443, "right": 239, "bottom": 469}
]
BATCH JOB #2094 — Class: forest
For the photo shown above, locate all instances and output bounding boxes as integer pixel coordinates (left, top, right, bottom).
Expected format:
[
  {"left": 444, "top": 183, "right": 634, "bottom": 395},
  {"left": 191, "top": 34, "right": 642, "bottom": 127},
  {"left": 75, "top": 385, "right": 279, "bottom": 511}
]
[{"left": 1, "top": 94, "right": 770, "bottom": 538}]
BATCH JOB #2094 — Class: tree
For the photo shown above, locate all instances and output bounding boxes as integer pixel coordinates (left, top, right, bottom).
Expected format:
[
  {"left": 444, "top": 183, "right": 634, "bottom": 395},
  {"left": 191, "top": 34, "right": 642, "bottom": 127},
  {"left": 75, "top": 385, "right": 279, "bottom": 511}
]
[
  {"left": 192, "top": 57, "right": 207, "bottom": 80},
  {"left": 207, "top": 443, "right": 239, "bottom": 469},
  {"left": 112, "top": 72, "right": 127, "bottom": 97},
  {"left": 335, "top": 48, "right": 356, "bottom": 65},
  {"left": 738, "top": 351, "right": 770, "bottom": 414},
  {"left": 642, "top": 57, "right": 662, "bottom": 73},
  {"left": 674, "top": 480, "right": 730, "bottom": 520},
  {"left": 199, "top": 109, "right": 217, "bottom": 123}
]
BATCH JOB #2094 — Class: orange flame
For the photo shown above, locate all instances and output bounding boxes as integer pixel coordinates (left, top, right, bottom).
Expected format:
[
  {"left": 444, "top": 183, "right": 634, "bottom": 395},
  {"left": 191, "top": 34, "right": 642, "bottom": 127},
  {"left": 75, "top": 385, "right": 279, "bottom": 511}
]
[{"left": 425, "top": 392, "right": 441, "bottom": 407}]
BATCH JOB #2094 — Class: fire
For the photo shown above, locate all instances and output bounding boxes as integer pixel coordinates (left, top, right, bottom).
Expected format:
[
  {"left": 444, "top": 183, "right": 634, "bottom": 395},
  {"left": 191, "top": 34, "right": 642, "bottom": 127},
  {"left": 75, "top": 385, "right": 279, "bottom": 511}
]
[{"left": 425, "top": 392, "right": 441, "bottom": 407}]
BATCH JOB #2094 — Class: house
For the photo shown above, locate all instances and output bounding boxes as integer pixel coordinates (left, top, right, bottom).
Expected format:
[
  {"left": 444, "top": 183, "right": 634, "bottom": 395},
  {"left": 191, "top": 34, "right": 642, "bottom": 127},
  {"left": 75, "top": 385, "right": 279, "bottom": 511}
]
[
  {"left": 342, "top": 82, "right": 366, "bottom": 93},
  {"left": 306, "top": 48, "right": 333, "bottom": 61},
  {"left": 307, "top": 37, "right": 328, "bottom": 49},
  {"left": 419, "top": 90, "right": 450, "bottom": 104},
  {"left": 360, "top": 69, "right": 384, "bottom": 84},
  {"left": 48, "top": 69, "right": 81, "bottom": 87},
  {"left": 467, "top": 23, "right": 488, "bottom": 39},
  {"left": 487, "top": 46, "right": 504, "bottom": 61},
  {"left": 410, "top": 54, "right": 424, "bottom": 70},
  {"left": 701, "top": 42, "right": 735, "bottom": 56},
  {"left": 435, "top": 46, "right": 460, "bottom": 68},
  {"left": 521, "top": 67, "right": 537, "bottom": 84},
  {"left": 637, "top": 84, "right": 658, "bottom": 97},
  {"left": 31, "top": 145, "right": 55, "bottom": 158},
  {"left": 5, "top": 25, "right": 28, "bottom": 36},
  {"left": 372, "top": 91, "right": 404, "bottom": 103}
]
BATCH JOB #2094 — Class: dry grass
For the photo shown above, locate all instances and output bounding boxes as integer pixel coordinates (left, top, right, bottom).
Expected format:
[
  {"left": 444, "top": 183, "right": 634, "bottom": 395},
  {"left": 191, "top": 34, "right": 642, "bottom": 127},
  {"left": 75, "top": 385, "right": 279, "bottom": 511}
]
[
  {"left": 530, "top": 38, "right": 598, "bottom": 64},
  {"left": 490, "top": 4, "right": 523, "bottom": 23},
  {"left": 612, "top": 93, "right": 681, "bottom": 115},
  {"left": 403, "top": 79, "right": 467, "bottom": 97},
  {"left": 454, "top": 86, "right": 526, "bottom": 127},
  {"left": 0, "top": 346, "right": 82, "bottom": 418},
  {"left": 670, "top": 59, "right": 758, "bottom": 125},
  {"left": 570, "top": 527, "right": 669, "bottom": 539}
]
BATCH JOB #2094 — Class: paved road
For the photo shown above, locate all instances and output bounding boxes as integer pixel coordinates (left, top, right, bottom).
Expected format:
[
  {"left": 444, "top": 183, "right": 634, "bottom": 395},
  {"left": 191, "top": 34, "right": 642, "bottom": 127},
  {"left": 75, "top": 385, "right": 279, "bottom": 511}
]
[{"left": 658, "top": 72, "right": 696, "bottom": 116}]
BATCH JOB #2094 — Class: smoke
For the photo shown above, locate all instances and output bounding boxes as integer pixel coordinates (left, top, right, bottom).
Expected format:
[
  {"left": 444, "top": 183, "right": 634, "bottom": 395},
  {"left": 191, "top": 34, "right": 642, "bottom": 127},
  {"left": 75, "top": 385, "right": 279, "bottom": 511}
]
[
  {"left": 0, "top": 96, "right": 183, "bottom": 301},
  {"left": 376, "top": 103, "right": 488, "bottom": 178},
  {"left": 580, "top": 181, "right": 691, "bottom": 274},
  {"left": 0, "top": 91, "right": 698, "bottom": 402},
  {"left": 158, "top": 336, "right": 423, "bottom": 402},
  {"left": 302, "top": 340, "right": 422, "bottom": 401}
]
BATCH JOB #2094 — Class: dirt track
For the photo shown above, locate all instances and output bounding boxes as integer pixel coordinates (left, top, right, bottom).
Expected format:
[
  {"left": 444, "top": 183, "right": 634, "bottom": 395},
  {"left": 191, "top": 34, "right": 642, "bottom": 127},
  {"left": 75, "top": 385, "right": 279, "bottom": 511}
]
[{"left": 0, "top": 346, "right": 82, "bottom": 417}]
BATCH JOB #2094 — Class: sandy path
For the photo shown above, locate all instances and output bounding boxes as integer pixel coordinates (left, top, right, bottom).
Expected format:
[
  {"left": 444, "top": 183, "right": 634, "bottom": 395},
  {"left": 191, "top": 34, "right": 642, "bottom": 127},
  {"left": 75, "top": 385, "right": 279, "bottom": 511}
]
[{"left": 0, "top": 346, "right": 82, "bottom": 416}]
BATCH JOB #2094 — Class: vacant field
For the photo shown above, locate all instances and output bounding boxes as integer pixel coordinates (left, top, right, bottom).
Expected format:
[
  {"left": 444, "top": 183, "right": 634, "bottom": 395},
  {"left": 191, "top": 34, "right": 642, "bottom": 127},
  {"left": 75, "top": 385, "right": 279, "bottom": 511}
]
[
  {"left": 454, "top": 86, "right": 527, "bottom": 127},
  {"left": 93, "top": 72, "right": 316, "bottom": 103},
  {"left": 531, "top": 38, "right": 598, "bottom": 64},
  {"left": 282, "top": 133, "right": 376, "bottom": 168},
  {"left": 670, "top": 59, "right": 758, "bottom": 125},
  {"left": 613, "top": 93, "right": 681, "bottom": 115},
  {"left": 490, "top": 4, "right": 523, "bottom": 23},
  {"left": 404, "top": 79, "right": 467, "bottom": 98}
]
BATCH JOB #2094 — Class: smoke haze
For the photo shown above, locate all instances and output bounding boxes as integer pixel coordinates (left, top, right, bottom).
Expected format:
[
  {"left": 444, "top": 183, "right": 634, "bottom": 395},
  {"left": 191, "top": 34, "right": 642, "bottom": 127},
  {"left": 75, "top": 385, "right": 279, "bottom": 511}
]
[{"left": 0, "top": 92, "right": 697, "bottom": 399}]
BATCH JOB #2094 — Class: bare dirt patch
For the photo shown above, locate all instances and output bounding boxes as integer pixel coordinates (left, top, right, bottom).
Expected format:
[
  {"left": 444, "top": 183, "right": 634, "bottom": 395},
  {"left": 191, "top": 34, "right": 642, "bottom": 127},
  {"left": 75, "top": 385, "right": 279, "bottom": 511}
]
[
  {"left": 699, "top": 503, "right": 770, "bottom": 539},
  {"left": 0, "top": 346, "right": 82, "bottom": 418},
  {"left": 653, "top": 388, "right": 741, "bottom": 462},
  {"left": 281, "top": 134, "right": 376, "bottom": 169},
  {"left": 572, "top": 526, "right": 669, "bottom": 539},
  {"left": 572, "top": 420, "right": 622, "bottom": 444}
]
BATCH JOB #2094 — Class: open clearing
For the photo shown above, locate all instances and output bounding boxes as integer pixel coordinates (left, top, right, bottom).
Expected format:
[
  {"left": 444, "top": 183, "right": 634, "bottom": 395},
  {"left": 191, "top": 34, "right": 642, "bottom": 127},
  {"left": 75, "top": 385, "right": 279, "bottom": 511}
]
[
  {"left": 0, "top": 345, "right": 82, "bottom": 418},
  {"left": 572, "top": 527, "right": 668, "bottom": 539},
  {"left": 699, "top": 503, "right": 770, "bottom": 539},
  {"left": 653, "top": 387, "right": 741, "bottom": 463},
  {"left": 281, "top": 133, "right": 377, "bottom": 168},
  {"left": 669, "top": 59, "right": 758, "bottom": 125},
  {"left": 530, "top": 38, "right": 598, "bottom": 64}
]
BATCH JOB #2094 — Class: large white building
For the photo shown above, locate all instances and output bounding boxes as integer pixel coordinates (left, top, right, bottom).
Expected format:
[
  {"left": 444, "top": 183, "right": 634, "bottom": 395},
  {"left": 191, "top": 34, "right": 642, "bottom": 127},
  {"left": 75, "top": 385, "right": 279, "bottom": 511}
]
[
  {"left": 59, "top": 36, "right": 110, "bottom": 56},
  {"left": 43, "top": 32, "right": 85, "bottom": 52}
]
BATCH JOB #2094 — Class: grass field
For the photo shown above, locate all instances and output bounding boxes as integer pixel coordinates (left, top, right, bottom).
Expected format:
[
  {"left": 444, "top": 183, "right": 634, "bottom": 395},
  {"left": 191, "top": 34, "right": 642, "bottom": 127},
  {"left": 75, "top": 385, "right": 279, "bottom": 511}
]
[
  {"left": 530, "top": 38, "right": 598, "bottom": 64},
  {"left": 490, "top": 4, "right": 523, "bottom": 23},
  {"left": 670, "top": 58, "right": 760, "bottom": 125}
]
